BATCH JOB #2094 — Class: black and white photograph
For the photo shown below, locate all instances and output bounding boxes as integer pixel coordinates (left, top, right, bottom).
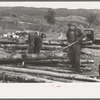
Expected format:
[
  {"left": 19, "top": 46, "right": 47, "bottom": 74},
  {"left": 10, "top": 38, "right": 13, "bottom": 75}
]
[{"left": 0, "top": 1, "right": 100, "bottom": 83}]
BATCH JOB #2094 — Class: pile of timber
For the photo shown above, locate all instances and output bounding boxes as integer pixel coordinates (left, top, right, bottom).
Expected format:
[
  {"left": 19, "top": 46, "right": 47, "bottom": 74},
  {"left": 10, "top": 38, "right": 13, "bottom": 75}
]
[
  {"left": 0, "top": 38, "right": 67, "bottom": 45},
  {"left": 0, "top": 51, "right": 94, "bottom": 65},
  {"left": 0, "top": 66, "right": 100, "bottom": 83},
  {"left": 0, "top": 44, "right": 62, "bottom": 51},
  {"left": 0, "top": 38, "right": 93, "bottom": 46},
  {"left": 0, "top": 38, "right": 99, "bottom": 83},
  {"left": 0, "top": 49, "right": 97, "bottom": 83},
  {"left": 0, "top": 44, "right": 95, "bottom": 56}
]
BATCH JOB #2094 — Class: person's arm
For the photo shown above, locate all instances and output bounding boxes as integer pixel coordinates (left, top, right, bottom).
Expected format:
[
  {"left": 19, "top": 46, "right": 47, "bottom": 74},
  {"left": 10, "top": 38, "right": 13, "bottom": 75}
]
[
  {"left": 77, "top": 29, "right": 86, "bottom": 43},
  {"left": 66, "top": 29, "right": 70, "bottom": 43},
  {"left": 25, "top": 34, "right": 30, "bottom": 43},
  {"left": 27, "top": 34, "right": 35, "bottom": 46},
  {"left": 30, "top": 35, "right": 35, "bottom": 48}
]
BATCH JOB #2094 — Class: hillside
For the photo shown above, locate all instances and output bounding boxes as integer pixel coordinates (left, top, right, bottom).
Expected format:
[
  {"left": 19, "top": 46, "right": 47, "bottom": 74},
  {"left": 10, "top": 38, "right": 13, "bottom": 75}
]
[
  {"left": 0, "top": 7, "right": 99, "bottom": 18},
  {"left": 0, "top": 7, "right": 100, "bottom": 35}
]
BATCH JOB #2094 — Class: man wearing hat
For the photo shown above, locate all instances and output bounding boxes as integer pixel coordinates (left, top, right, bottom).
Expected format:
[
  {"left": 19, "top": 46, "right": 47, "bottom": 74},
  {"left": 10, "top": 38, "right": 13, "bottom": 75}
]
[{"left": 66, "top": 22, "right": 85, "bottom": 72}]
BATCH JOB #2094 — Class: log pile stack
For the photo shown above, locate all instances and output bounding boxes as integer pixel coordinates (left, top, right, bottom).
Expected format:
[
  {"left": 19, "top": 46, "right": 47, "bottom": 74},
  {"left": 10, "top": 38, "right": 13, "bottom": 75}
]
[{"left": 0, "top": 39, "right": 99, "bottom": 83}]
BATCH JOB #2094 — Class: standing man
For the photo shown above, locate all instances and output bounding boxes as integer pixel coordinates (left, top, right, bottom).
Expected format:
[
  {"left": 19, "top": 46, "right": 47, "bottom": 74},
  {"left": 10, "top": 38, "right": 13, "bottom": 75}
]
[
  {"left": 27, "top": 31, "right": 43, "bottom": 54},
  {"left": 66, "top": 22, "right": 85, "bottom": 72}
]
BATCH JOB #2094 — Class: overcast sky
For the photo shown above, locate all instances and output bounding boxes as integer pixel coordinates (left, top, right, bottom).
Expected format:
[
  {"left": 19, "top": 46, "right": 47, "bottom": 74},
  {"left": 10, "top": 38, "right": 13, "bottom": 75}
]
[{"left": 0, "top": 2, "right": 100, "bottom": 9}]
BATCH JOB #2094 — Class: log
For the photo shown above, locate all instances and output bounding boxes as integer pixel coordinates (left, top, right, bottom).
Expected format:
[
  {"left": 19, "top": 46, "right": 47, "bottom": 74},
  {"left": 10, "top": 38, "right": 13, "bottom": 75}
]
[
  {"left": 0, "top": 54, "right": 94, "bottom": 65},
  {"left": 80, "top": 59, "right": 94, "bottom": 64},
  {"left": 0, "top": 37, "right": 31, "bottom": 44},
  {"left": 27, "top": 66, "right": 75, "bottom": 73},
  {"left": 25, "top": 59, "right": 94, "bottom": 65},
  {"left": 25, "top": 63, "right": 70, "bottom": 68},
  {"left": 0, "top": 66, "right": 100, "bottom": 82},
  {"left": 47, "top": 38, "right": 67, "bottom": 42},
  {"left": 0, "top": 59, "right": 22, "bottom": 64},
  {"left": 81, "top": 48, "right": 100, "bottom": 56},
  {"left": 0, "top": 44, "right": 62, "bottom": 50},
  {"left": 0, "top": 70, "right": 57, "bottom": 83},
  {"left": 10, "top": 42, "right": 75, "bottom": 51},
  {"left": 0, "top": 39, "right": 68, "bottom": 47},
  {"left": 81, "top": 48, "right": 92, "bottom": 55},
  {"left": 0, "top": 52, "right": 68, "bottom": 64},
  {"left": 82, "top": 41, "right": 93, "bottom": 45},
  {"left": 0, "top": 69, "right": 84, "bottom": 83},
  {"left": 0, "top": 38, "right": 26, "bottom": 44},
  {"left": 0, "top": 38, "right": 66, "bottom": 44},
  {"left": 43, "top": 41, "right": 68, "bottom": 46},
  {"left": 0, "top": 52, "right": 67, "bottom": 59},
  {"left": 2, "top": 42, "right": 94, "bottom": 55},
  {"left": 40, "top": 75, "right": 88, "bottom": 83},
  {"left": 84, "top": 44, "right": 100, "bottom": 49},
  {"left": 17, "top": 52, "right": 68, "bottom": 59},
  {"left": 42, "top": 45, "right": 61, "bottom": 50},
  {"left": 0, "top": 40, "right": 20, "bottom": 44},
  {"left": 26, "top": 59, "right": 69, "bottom": 64}
]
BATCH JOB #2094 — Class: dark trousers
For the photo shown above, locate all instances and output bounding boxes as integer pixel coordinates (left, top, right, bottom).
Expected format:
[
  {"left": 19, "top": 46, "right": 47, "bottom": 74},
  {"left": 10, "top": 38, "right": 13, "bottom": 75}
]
[
  {"left": 28, "top": 44, "right": 35, "bottom": 54},
  {"left": 28, "top": 43, "right": 42, "bottom": 54},
  {"left": 68, "top": 43, "right": 81, "bottom": 71}
]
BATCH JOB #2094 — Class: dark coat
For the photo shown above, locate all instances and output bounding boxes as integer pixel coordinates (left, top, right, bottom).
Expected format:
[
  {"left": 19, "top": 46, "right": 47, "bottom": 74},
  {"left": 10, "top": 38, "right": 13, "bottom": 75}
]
[
  {"left": 66, "top": 27, "right": 85, "bottom": 72},
  {"left": 27, "top": 33, "right": 42, "bottom": 54},
  {"left": 66, "top": 28, "right": 85, "bottom": 43}
]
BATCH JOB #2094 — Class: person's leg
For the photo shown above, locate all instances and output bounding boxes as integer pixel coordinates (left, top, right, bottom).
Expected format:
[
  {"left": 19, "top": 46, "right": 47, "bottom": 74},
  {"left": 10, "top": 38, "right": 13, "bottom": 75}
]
[
  {"left": 34, "top": 42, "right": 42, "bottom": 54},
  {"left": 28, "top": 44, "right": 35, "bottom": 54},
  {"left": 74, "top": 44, "right": 81, "bottom": 72},
  {"left": 68, "top": 46, "right": 75, "bottom": 68}
]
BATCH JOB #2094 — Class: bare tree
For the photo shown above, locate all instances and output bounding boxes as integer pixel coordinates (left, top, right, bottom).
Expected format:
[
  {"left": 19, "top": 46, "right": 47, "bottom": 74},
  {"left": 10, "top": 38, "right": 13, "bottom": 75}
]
[
  {"left": 44, "top": 8, "right": 55, "bottom": 27},
  {"left": 87, "top": 12, "right": 99, "bottom": 28}
]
